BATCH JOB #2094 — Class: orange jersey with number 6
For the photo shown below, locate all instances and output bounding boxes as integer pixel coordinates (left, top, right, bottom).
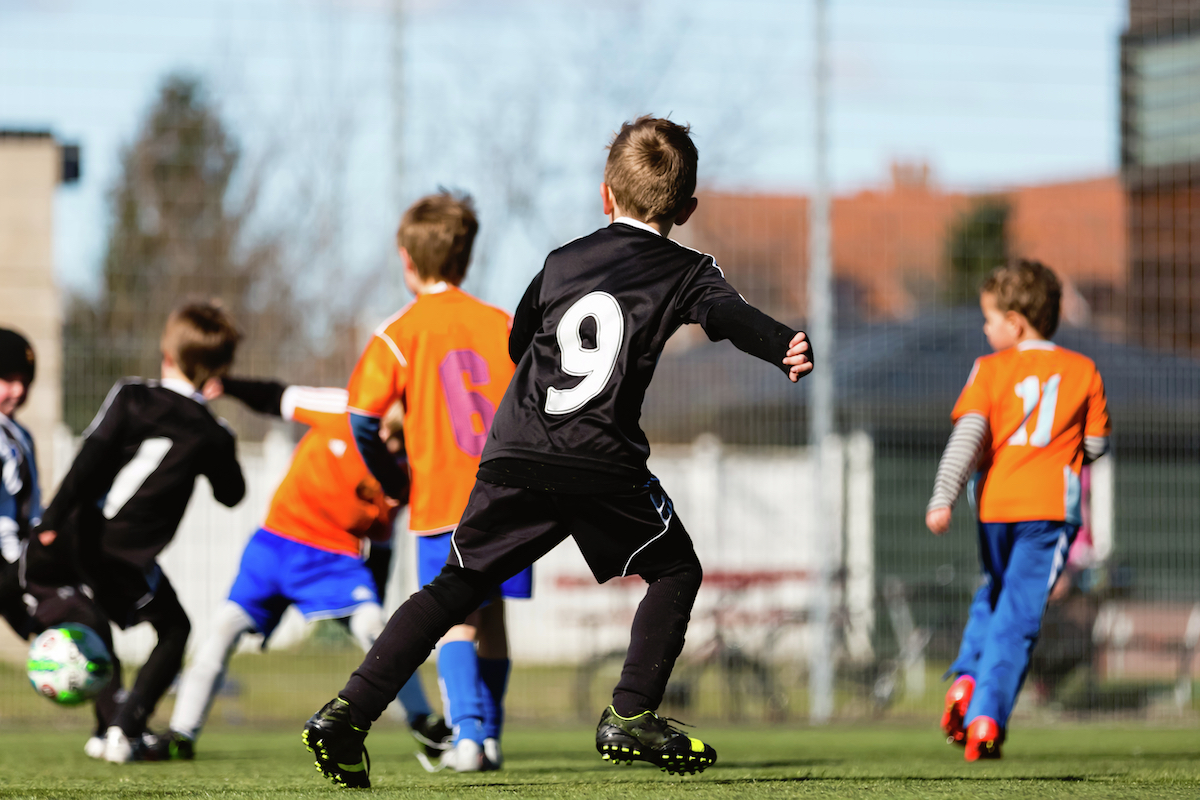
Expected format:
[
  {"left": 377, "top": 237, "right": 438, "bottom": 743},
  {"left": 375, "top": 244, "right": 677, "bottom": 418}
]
[
  {"left": 347, "top": 286, "right": 514, "bottom": 535},
  {"left": 952, "top": 340, "right": 1110, "bottom": 525}
]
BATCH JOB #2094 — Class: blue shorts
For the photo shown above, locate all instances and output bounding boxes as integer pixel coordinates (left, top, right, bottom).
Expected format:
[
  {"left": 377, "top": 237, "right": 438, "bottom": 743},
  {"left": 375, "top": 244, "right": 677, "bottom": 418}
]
[
  {"left": 418, "top": 532, "right": 532, "bottom": 600},
  {"left": 228, "top": 528, "right": 379, "bottom": 637}
]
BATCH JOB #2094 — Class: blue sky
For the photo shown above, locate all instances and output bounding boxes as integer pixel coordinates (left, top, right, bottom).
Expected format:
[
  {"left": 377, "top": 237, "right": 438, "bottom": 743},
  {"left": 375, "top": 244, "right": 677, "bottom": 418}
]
[{"left": 0, "top": 0, "right": 1125, "bottom": 312}]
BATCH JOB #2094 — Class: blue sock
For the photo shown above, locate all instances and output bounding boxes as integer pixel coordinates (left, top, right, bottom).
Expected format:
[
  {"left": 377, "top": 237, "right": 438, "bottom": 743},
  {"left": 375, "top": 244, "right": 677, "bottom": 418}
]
[
  {"left": 396, "top": 673, "right": 433, "bottom": 727},
  {"left": 438, "top": 641, "right": 484, "bottom": 744},
  {"left": 478, "top": 657, "right": 511, "bottom": 741}
]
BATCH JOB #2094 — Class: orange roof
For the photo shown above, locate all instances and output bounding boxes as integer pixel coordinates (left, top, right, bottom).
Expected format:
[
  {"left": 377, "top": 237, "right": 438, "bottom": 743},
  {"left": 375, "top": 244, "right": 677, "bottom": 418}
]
[{"left": 678, "top": 168, "right": 1125, "bottom": 323}]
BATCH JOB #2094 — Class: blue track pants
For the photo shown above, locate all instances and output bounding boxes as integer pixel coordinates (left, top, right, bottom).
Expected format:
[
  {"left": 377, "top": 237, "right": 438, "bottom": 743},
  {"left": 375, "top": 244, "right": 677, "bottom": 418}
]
[{"left": 948, "top": 520, "right": 1076, "bottom": 729}]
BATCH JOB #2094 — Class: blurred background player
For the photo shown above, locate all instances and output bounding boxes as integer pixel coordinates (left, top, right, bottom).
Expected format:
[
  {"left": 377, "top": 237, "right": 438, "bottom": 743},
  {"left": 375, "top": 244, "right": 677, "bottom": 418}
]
[
  {"left": 0, "top": 328, "right": 42, "bottom": 636},
  {"left": 167, "top": 376, "right": 449, "bottom": 758},
  {"left": 302, "top": 116, "right": 812, "bottom": 788},
  {"left": 35, "top": 301, "right": 246, "bottom": 763},
  {"left": 343, "top": 191, "right": 526, "bottom": 772},
  {"left": 0, "top": 329, "right": 126, "bottom": 757},
  {"left": 926, "top": 259, "right": 1111, "bottom": 761}
]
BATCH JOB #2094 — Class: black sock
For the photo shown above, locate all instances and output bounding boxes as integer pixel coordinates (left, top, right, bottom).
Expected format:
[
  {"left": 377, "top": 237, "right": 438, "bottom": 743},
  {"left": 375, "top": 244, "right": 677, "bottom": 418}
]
[
  {"left": 612, "top": 563, "right": 702, "bottom": 717},
  {"left": 339, "top": 566, "right": 488, "bottom": 723}
]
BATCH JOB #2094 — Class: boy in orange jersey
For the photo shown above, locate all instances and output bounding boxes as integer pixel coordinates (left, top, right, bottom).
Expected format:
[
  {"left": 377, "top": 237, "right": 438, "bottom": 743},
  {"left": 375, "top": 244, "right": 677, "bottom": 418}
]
[
  {"left": 166, "top": 379, "right": 448, "bottom": 759},
  {"left": 926, "top": 260, "right": 1110, "bottom": 761},
  {"left": 343, "top": 191, "right": 526, "bottom": 772}
]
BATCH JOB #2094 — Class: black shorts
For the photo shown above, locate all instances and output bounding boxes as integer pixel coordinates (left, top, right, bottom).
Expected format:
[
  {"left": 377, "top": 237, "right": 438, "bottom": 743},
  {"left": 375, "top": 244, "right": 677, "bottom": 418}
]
[
  {"left": 91, "top": 558, "right": 182, "bottom": 631},
  {"left": 450, "top": 477, "right": 698, "bottom": 584}
]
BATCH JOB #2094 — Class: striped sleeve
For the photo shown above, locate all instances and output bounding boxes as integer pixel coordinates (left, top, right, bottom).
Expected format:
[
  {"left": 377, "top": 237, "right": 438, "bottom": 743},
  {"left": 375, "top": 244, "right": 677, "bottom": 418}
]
[
  {"left": 928, "top": 413, "right": 989, "bottom": 512},
  {"left": 1083, "top": 436, "right": 1109, "bottom": 465}
]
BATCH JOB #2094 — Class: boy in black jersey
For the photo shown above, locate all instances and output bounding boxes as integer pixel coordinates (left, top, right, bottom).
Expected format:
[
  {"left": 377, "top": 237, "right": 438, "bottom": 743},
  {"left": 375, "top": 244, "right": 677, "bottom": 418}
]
[
  {"left": 304, "top": 117, "right": 812, "bottom": 787},
  {"left": 35, "top": 301, "right": 245, "bottom": 763}
]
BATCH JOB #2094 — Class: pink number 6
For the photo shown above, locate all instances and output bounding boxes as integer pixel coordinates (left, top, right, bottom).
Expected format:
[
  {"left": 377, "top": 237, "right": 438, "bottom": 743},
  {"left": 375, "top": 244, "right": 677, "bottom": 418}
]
[{"left": 438, "top": 349, "right": 495, "bottom": 457}]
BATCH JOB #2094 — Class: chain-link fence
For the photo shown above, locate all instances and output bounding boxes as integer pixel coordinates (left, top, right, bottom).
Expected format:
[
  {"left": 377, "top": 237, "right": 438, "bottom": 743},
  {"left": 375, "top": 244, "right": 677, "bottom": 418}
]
[{"left": 1, "top": 0, "right": 1196, "bottom": 732}]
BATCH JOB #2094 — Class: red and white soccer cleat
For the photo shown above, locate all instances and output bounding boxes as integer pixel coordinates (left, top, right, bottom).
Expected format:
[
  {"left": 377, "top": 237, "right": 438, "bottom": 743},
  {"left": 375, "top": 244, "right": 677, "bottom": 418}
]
[
  {"left": 940, "top": 675, "right": 975, "bottom": 745},
  {"left": 963, "top": 716, "right": 1003, "bottom": 762}
]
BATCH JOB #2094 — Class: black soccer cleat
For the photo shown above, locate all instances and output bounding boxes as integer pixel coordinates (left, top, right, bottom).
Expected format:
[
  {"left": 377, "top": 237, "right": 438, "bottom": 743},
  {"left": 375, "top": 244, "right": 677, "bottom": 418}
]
[
  {"left": 167, "top": 731, "right": 195, "bottom": 761},
  {"left": 595, "top": 705, "right": 716, "bottom": 775},
  {"left": 410, "top": 713, "right": 453, "bottom": 758},
  {"left": 303, "top": 698, "right": 371, "bottom": 789}
]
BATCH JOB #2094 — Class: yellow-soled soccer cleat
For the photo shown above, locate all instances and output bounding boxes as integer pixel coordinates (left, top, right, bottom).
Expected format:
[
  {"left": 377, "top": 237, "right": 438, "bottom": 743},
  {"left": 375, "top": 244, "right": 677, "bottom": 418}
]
[
  {"left": 302, "top": 698, "right": 371, "bottom": 789},
  {"left": 595, "top": 705, "right": 716, "bottom": 775},
  {"left": 964, "top": 715, "right": 1003, "bottom": 762}
]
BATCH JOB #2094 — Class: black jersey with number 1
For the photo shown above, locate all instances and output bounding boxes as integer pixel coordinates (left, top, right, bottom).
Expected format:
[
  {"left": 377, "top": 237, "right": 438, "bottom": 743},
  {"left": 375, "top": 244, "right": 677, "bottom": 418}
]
[
  {"left": 478, "top": 219, "right": 802, "bottom": 491},
  {"left": 39, "top": 379, "right": 245, "bottom": 571}
]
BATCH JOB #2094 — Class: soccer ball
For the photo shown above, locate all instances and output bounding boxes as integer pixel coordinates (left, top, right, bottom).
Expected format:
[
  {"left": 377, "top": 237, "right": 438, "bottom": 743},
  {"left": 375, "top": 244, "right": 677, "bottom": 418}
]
[{"left": 27, "top": 624, "right": 113, "bottom": 706}]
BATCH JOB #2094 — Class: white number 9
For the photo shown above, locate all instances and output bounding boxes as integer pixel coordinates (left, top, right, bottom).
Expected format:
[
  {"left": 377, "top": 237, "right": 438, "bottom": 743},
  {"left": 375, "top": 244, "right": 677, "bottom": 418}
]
[{"left": 545, "top": 291, "right": 625, "bottom": 415}]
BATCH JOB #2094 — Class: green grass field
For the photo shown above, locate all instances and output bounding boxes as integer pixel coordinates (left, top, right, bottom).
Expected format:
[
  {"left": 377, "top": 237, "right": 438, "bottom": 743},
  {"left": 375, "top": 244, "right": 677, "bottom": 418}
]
[{"left": 0, "top": 724, "right": 1196, "bottom": 799}]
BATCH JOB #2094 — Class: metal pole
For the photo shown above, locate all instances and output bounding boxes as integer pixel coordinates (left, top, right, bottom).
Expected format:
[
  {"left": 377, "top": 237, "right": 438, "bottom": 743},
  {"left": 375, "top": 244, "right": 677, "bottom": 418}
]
[
  {"left": 391, "top": 0, "right": 406, "bottom": 213},
  {"left": 807, "top": 0, "right": 836, "bottom": 724},
  {"left": 388, "top": 0, "right": 407, "bottom": 310},
  {"left": 385, "top": 0, "right": 410, "bottom": 605}
]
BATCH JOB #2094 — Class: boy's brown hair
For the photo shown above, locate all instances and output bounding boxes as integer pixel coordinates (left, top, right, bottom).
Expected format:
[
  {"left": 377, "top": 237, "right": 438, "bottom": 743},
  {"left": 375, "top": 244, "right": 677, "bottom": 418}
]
[
  {"left": 981, "top": 259, "right": 1063, "bottom": 339},
  {"left": 604, "top": 116, "right": 698, "bottom": 223},
  {"left": 397, "top": 191, "right": 479, "bottom": 284},
  {"left": 160, "top": 300, "right": 241, "bottom": 387}
]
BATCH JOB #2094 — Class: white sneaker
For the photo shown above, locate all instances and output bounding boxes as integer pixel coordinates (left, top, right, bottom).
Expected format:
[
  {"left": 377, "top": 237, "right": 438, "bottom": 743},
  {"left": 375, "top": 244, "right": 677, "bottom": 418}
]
[
  {"left": 104, "top": 726, "right": 134, "bottom": 763},
  {"left": 482, "top": 737, "right": 502, "bottom": 770},
  {"left": 442, "top": 739, "right": 484, "bottom": 772},
  {"left": 84, "top": 736, "right": 106, "bottom": 760}
]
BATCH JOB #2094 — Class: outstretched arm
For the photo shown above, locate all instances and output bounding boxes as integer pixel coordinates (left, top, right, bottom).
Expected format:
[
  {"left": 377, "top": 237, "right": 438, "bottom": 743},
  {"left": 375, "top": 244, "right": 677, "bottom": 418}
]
[
  {"left": 925, "top": 413, "right": 989, "bottom": 535},
  {"left": 678, "top": 258, "right": 812, "bottom": 380},
  {"left": 216, "top": 378, "right": 352, "bottom": 425},
  {"left": 701, "top": 299, "right": 813, "bottom": 381},
  {"left": 216, "top": 377, "right": 287, "bottom": 417}
]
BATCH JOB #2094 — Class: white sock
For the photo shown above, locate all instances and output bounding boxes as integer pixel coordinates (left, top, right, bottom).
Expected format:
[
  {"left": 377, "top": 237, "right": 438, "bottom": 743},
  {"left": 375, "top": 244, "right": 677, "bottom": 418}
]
[{"left": 168, "top": 601, "right": 255, "bottom": 740}]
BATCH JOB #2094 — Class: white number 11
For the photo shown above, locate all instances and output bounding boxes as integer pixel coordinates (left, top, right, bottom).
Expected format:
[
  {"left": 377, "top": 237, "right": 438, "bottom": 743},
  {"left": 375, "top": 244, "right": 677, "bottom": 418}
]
[{"left": 1008, "top": 374, "right": 1061, "bottom": 448}]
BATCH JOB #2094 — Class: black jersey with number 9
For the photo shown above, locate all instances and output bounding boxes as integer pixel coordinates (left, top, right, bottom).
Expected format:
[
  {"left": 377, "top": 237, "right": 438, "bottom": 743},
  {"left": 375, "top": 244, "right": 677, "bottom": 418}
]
[{"left": 481, "top": 221, "right": 794, "bottom": 485}]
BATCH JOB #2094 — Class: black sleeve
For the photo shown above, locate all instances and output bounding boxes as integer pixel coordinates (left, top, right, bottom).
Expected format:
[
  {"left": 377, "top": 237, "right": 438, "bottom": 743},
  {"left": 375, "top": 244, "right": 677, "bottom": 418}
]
[
  {"left": 203, "top": 426, "right": 246, "bottom": 508},
  {"left": 703, "top": 300, "right": 806, "bottom": 377},
  {"left": 508, "top": 270, "right": 545, "bottom": 364},
  {"left": 676, "top": 258, "right": 806, "bottom": 377},
  {"left": 220, "top": 377, "right": 287, "bottom": 417},
  {"left": 39, "top": 383, "right": 129, "bottom": 532}
]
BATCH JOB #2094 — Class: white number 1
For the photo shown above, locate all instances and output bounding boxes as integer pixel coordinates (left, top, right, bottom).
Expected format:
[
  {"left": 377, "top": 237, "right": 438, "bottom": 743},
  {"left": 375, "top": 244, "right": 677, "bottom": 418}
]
[
  {"left": 1008, "top": 374, "right": 1061, "bottom": 448},
  {"left": 103, "top": 437, "right": 173, "bottom": 519},
  {"left": 545, "top": 292, "right": 625, "bottom": 415}
]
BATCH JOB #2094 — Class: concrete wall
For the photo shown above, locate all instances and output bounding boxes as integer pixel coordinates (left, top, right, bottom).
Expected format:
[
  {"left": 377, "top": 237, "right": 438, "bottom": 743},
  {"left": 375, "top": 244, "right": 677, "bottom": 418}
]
[{"left": 0, "top": 134, "right": 63, "bottom": 486}]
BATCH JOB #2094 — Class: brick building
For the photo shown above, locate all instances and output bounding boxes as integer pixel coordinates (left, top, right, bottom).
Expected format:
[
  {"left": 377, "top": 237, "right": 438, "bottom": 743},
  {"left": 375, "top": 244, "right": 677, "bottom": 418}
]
[
  {"left": 676, "top": 165, "right": 1124, "bottom": 332},
  {"left": 1122, "top": 0, "right": 1200, "bottom": 354}
]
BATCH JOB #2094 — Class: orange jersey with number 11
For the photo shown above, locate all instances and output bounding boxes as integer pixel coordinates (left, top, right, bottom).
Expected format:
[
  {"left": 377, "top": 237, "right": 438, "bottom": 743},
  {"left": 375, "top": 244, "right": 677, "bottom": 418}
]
[
  {"left": 347, "top": 285, "right": 514, "bottom": 536},
  {"left": 952, "top": 340, "right": 1110, "bottom": 526}
]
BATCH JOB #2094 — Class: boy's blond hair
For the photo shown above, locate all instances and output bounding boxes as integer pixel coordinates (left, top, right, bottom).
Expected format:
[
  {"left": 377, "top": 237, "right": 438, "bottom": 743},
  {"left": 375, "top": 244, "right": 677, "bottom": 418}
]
[
  {"left": 604, "top": 116, "right": 698, "bottom": 223},
  {"left": 981, "top": 259, "right": 1062, "bottom": 339},
  {"left": 397, "top": 191, "right": 479, "bottom": 284},
  {"left": 160, "top": 301, "right": 241, "bottom": 387}
]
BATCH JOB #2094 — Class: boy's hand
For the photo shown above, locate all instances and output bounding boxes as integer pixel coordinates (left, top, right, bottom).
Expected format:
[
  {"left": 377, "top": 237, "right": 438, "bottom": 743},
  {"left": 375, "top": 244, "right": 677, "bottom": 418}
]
[
  {"left": 926, "top": 507, "right": 952, "bottom": 535},
  {"left": 201, "top": 377, "right": 225, "bottom": 401},
  {"left": 37, "top": 530, "right": 57, "bottom": 546},
  {"left": 784, "top": 332, "right": 813, "bottom": 382}
]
